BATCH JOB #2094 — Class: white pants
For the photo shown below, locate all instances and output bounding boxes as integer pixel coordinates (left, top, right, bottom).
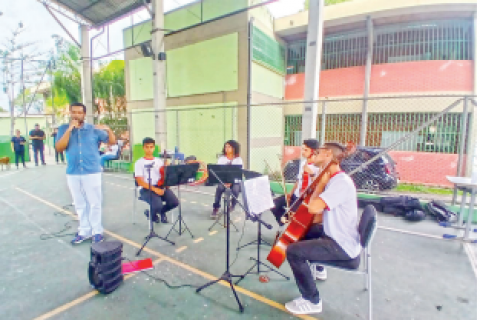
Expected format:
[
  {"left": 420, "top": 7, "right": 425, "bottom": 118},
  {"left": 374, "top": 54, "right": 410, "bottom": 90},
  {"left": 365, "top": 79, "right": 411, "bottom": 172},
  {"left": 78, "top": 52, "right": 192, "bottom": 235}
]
[{"left": 67, "top": 173, "right": 103, "bottom": 236}]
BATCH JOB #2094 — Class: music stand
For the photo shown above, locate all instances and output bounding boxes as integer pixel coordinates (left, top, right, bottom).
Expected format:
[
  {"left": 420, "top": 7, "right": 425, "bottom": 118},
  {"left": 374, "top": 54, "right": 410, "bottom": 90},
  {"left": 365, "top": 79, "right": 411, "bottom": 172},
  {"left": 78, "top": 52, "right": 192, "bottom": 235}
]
[
  {"left": 208, "top": 164, "right": 242, "bottom": 232},
  {"left": 136, "top": 164, "right": 175, "bottom": 257},
  {"left": 235, "top": 172, "right": 289, "bottom": 285},
  {"left": 196, "top": 166, "right": 245, "bottom": 312},
  {"left": 164, "top": 163, "right": 199, "bottom": 240}
]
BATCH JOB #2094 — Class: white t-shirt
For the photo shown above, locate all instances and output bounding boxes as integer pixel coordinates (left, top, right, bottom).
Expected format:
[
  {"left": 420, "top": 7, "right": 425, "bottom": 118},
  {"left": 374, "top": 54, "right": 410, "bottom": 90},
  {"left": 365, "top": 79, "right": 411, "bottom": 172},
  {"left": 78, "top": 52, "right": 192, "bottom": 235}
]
[
  {"left": 105, "top": 144, "right": 119, "bottom": 156},
  {"left": 217, "top": 156, "right": 243, "bottom": 167},
  {"left": 134, "top": 157, "right": 164, "bottom": 190},
  {"left": 294, "top": 159, "right": 320, "bottom": 197},
  {"left": 320, "top": 172, "right": 361, "bottom": 258}
]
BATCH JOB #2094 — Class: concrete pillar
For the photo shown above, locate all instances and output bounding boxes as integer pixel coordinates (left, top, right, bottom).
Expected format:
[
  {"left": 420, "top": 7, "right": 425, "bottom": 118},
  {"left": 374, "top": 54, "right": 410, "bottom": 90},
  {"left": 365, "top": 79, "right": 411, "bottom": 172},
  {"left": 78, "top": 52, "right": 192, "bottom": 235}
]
[
  {"left": 465, "top": 12, "right": 477, "bottom": 177},
  {"left": 301, "top": 0, "right": 325, "bottom": 141},
  {"left": 152, "top": 0, "right": 167, "bottom": 150},
  {"left": 360, "top": 16, "right": 374, "bottom": 147},
  {"left": 80, "top": 25, "right": 93, "bottom": 123}
]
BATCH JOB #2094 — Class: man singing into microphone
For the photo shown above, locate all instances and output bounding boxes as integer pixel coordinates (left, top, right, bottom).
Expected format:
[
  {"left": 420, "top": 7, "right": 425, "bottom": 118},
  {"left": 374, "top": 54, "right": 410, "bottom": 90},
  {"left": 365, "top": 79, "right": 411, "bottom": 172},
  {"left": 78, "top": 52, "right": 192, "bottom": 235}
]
[{"left": 56, "top": 102, "right": 116, "bottom": 245}]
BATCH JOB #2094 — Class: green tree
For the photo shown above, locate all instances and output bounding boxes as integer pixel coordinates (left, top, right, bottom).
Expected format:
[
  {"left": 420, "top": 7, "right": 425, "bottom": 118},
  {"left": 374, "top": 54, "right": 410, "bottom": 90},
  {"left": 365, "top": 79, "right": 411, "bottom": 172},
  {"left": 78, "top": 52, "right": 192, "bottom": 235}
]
[
  {"left": 51, "top": 43, "right": 82, "bottom": 105},
  {"left": 304, "top": 0, "right": 351, "bottom": 10}
]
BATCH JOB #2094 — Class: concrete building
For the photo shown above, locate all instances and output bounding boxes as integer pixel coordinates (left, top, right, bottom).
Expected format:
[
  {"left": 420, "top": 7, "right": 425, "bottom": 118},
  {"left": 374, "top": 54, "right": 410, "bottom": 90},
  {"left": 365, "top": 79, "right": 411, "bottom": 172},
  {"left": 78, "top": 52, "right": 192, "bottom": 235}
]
[{"left": 123, "top": 0, "right": 476, "bottom": 181}]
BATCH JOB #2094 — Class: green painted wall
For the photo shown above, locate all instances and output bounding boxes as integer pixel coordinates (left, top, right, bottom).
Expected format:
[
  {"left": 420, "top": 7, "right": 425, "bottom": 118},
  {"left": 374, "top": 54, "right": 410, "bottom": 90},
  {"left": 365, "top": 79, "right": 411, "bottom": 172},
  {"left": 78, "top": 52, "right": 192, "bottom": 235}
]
[
  {"left": 252, "top": 63, "right": 284, "bottom": 99},
  {"left": 166, "top": 33, "right": 239, "bottom": 97},
  {"left": 202, "top": 0, "right": 248, "bottom": 21},
  {"left": 166, "top": 103, "right": 238, "bottom": 164},
  {"left": 165, "top": 3, "right": 201, "bottom": 31},
  {"left": 131, "top": 103, "right": 238, "bottom": 168},
  {"left": 129, "top": 58, "right": 154, "bottom": 101},
  {"left": 123, "top": 0, "right": 249, "bottom": 47},
  {"left": 123, "top": 21, "right": 152, "bottom": 48}
]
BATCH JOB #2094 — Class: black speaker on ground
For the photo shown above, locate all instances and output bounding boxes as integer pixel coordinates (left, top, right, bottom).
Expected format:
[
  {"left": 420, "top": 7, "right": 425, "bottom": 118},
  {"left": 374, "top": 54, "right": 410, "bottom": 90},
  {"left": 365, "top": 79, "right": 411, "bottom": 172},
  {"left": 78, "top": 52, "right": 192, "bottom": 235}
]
[{"left": 88, "top": 240, "right": 124, "bottom": 294}]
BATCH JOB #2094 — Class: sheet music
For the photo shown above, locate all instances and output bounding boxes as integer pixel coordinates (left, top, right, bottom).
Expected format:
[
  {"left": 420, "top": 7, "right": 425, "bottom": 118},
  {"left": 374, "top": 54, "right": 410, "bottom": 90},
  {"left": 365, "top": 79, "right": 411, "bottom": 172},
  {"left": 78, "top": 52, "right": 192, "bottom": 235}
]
[{"left": 243, "top": 176, "right": 274, "bottom": 215}]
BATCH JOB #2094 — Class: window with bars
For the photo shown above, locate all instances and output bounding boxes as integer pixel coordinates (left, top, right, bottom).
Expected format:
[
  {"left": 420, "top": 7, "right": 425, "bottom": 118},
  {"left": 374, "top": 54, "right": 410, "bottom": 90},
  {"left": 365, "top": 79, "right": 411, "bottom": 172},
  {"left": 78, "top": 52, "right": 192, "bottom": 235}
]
[
  {"left": 284, "top": 113, "right": 466, "bottom": 154},
  {"left": 286, "top": 19, "right": 473, "bottom": 74}
]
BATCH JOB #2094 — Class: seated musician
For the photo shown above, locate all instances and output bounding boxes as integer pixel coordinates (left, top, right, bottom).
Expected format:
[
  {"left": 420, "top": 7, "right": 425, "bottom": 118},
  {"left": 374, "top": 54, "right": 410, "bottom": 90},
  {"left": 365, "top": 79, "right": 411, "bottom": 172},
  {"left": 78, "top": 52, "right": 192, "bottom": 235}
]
[
  {"left": 284, "top": 142, "right": 361, "bottom": 315},
  {"left": 211, "top": 140, "right": 243, "bottom": 219},
  {"left": 271, "top": 139, "right": 320, "bottom": 225},
  {"left": 134, "top": 137, "right": 179, "bottom": 224}
]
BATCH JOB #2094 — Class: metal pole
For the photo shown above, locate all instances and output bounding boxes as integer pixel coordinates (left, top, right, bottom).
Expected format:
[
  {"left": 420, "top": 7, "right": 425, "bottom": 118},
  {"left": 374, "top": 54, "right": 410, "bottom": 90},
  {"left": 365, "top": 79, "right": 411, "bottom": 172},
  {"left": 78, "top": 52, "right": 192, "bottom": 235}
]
[
  {"left": 80, "top": 25, "right": 94, "bottom": 123},
  {"left": 360, "top": 16, "right": 374, "bottom": 146},
  {"left": 320, "top": 101, "right": 326, "bottom": 145},
  {"left": 152, "top": 0, "right": 167, "bottom": 150},
  {"left": 301, "top": 0, "right": 325, "bottom": 141},
  {"left": 247, "top": 18, "right": 254, "bottom": 170}
]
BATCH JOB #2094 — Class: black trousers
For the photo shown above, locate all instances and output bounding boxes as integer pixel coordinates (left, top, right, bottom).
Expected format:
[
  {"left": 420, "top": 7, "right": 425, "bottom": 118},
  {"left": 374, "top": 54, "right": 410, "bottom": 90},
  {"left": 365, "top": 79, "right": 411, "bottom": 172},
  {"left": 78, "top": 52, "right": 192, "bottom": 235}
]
[
  {"left": 271, "top": 194, "right": 299, "bottom": 224},
  {"left": 55, "top": 150, "right": 65, "bottom": 163},
  {"left": 213, "top": 183, "right": 241, "bottom": 209},
  {"left": 14, "top": 151, "right": 25, "bottom": 167},
  {"left": 33, "top": 145, "right": 45, "bottom": 165},
  {"left": 286, "top": 225, "right": 359, "bottom": 304},
  {"left": 140, "top": 188, "right": 179, "bottom": 218}
]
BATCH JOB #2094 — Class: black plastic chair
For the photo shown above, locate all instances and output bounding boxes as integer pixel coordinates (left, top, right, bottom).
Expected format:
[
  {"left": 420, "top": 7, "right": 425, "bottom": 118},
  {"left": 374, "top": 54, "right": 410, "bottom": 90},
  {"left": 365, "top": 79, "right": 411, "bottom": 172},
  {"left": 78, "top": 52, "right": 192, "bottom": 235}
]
[{"left": 309, "top": 205, "right": 377, "bottom": 320}]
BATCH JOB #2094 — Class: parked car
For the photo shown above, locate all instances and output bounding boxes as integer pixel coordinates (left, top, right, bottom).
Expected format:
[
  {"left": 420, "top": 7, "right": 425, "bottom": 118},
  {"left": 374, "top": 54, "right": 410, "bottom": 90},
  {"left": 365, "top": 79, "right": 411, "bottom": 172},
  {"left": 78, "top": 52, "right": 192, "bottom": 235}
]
[{"left": 282, "top": 147, "right": 399, "bottom": 191}]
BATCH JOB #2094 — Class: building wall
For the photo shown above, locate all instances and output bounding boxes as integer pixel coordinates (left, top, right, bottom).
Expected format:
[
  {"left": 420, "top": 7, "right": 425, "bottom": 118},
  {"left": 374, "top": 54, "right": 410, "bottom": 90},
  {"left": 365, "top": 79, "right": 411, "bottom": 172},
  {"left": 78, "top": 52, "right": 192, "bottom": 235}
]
[{"left": 285, "top": 60, "right": 474, "bottom": 100}]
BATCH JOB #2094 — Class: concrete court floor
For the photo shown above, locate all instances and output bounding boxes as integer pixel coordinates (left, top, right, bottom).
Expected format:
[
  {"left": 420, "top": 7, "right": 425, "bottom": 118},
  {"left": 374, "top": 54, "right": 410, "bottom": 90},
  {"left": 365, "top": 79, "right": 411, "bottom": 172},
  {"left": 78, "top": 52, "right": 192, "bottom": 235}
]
[{"left": 0, "top": 164, "right": 476, "bottom": 320}]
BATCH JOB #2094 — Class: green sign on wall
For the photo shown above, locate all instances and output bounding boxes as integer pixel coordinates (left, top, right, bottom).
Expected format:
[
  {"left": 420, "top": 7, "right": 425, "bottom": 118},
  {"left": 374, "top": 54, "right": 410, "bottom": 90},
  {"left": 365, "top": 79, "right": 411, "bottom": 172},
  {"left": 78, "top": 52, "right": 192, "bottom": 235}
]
[{"left": 252, "top": 26, "right": 286, "bottom": 75}]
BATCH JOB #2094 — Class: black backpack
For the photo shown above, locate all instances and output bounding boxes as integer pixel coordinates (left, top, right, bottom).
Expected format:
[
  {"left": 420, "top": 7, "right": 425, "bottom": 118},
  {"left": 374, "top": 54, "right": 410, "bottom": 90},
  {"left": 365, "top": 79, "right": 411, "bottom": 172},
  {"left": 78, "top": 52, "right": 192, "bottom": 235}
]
[
  {"left": 405, "top": 209, "right": 426, "bottom": 221},
  {"left": 380, "top": 196, "right": 423, "bottom": 216},
  {"left": 425, "top": 200, "right": 457, "bottom": 222}
]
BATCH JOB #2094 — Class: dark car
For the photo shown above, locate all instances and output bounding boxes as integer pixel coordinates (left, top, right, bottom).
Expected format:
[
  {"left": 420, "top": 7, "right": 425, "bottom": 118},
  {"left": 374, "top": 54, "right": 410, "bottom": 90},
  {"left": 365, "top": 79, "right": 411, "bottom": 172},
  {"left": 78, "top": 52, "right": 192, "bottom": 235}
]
[
  {"left": 341, "top": 147, "right": 399, "bottom": 191},
  {"left": 282, "top": 147, "right": 399, "bottom": 191}
]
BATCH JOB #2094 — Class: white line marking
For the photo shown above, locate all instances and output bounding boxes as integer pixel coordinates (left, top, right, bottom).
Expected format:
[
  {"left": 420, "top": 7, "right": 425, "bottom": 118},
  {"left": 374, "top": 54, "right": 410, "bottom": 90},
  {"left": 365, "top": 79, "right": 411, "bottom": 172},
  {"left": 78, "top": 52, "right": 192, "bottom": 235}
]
[
  {"left": 464, "top": 242, "right": 477, "bottom": 278},
  {"left": 209, "top": 231, "right": 217, "bottom": 236},
  {"left": 176, "top": 246, "right": 188, "bottom": 253},
  {"left": 193, "top": 237, "right": 204, "bottom": 243}
]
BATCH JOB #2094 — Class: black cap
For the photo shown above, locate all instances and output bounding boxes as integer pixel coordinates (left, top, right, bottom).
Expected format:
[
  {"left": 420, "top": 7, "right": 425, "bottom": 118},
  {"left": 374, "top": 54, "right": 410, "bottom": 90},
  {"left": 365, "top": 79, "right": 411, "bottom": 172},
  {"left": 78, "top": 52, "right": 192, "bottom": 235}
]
[{"left": 303, "top": 139, "right": 320, "bottom": 150}]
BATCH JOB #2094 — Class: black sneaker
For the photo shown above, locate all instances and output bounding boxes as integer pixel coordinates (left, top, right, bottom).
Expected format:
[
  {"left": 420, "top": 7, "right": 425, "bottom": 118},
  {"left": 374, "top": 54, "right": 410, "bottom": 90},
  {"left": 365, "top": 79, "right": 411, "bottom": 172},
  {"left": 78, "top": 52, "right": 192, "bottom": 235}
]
[
  {"left": 160, "top": 213, "right": 168, "bottom": 224},
  {"left": 144, "top": 210, "right": 160, "bottom": 223}
]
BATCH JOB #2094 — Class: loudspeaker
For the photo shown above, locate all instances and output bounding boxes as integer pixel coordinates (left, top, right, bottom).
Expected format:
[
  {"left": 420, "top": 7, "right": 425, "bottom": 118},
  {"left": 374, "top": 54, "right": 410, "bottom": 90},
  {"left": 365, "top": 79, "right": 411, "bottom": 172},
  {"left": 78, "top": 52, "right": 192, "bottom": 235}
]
[
  {"left": 140, "top": 42, "right": 153, "bottom": 57},
  {"left": 88, "top": 240, "right": 124, "bottom": 294}
]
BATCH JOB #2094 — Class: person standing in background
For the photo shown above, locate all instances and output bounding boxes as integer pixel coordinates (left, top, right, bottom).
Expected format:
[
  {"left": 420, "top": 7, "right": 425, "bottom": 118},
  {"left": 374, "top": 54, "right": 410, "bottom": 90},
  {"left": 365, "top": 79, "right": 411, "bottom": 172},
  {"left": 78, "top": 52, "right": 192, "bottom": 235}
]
[
  {"left": 29, "top": 123, "right": 46, "bottom": 166},
  {"left": 51, "top": 127, "right": 65, "bottom": 164},
  {"left": 10, "top": 129, "right": 27, "bottom": 169}
]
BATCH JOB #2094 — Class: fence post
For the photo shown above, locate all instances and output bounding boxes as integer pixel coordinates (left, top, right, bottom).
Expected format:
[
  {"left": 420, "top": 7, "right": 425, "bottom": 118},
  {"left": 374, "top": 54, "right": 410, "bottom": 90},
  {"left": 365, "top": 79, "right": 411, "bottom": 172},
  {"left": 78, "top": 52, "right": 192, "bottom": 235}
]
[
  {"left": 320, "top": 101, "right": 326, "bottom": 145},
  {"left": 128, "top": 111, "right": 133, "bottom": 165},
  {"left": 452, "top": 96, "right": 469, "bottom": 205},
  {"left": 456, "top": 97, "right": 469, "bottom": 177},
  {"left": 176, "top": 110, "right": 180, "bottom": 150}
]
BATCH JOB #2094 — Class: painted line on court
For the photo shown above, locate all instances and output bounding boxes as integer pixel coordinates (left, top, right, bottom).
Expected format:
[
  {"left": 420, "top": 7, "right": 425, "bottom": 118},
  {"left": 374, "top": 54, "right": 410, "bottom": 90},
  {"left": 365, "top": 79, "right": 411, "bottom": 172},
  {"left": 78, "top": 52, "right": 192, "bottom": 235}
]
[
  {"left": 378, "top": 226, "right": 445, "bottom": 240},
  {"left": 209, "top": 231, "right": 217, "bottom": 236},
  {"left": 17, "top": 187, "right": 316, "bottom": 320},
  {"left": 193, "top": 237, "right": 204, "bottom": 243},
  {"left": 33, "top": 258, "right": 165, "bottom": 320},
  {"left": 176, "top": 246, "right": 188, "bottom": 253},
  {"left": 0, "top": 171, "right": 19, "bottom": 178}
]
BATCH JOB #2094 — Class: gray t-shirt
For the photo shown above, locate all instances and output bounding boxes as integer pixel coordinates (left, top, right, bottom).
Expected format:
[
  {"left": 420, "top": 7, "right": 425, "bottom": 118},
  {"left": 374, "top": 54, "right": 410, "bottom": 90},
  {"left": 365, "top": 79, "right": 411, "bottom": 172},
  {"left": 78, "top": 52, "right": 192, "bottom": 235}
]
[{"left": 320, "top": 172, "right": 361, "bottom": 258}]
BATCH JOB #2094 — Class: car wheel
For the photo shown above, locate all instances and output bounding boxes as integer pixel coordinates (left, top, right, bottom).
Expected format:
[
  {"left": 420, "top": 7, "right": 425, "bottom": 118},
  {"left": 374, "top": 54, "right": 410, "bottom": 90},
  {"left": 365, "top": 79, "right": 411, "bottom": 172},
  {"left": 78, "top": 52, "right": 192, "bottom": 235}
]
[{"left": 361, "top": 179, "right": 380, "bottom": 192}]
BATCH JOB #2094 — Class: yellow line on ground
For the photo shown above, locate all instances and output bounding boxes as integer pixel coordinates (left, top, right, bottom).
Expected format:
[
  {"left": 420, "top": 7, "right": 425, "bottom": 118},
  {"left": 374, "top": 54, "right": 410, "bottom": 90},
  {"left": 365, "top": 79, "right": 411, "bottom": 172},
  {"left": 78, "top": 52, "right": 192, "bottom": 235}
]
[
  {"left": 34, "top": 258, "right": 165, "bottom": 320},
  {"left": 176, "top": 246, "right": 188, "bottom": 253},
  {"left": 209, "top": 231, "right": 217, "bottom": 236},
  {"left": 17, "top": 187, "right": 316, "bottom": 320},
  {"left": 193, "top": 237, "right": 204, "bottom": 243},
  {"left": 202, "top": 204, "right": 209, "bottom": 207},
  {"left": 190, "top": 201, "right": 197, "bottom": 204}
]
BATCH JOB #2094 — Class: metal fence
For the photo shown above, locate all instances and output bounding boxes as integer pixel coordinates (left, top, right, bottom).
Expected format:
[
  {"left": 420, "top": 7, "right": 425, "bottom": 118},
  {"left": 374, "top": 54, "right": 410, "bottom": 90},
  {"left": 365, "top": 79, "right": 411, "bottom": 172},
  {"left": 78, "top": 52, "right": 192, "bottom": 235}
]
[{"left": 123, "top": 95, "right": 476, "bottom": 199}]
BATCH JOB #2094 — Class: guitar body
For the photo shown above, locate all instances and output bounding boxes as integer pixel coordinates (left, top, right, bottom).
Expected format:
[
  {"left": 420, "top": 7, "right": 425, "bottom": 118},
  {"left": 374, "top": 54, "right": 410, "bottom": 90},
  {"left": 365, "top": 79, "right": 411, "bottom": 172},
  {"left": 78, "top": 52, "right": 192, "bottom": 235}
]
[{"left": 266, "top": 196, "right": 315, "bottom": 268}]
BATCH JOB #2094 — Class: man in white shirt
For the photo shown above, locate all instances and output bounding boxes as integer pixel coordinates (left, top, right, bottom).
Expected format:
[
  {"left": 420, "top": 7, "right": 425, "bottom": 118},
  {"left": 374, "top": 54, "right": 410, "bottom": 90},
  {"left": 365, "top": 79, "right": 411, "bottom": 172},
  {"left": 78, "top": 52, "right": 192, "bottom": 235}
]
[
  {"left": 134, "top": 137, "right": 179, "bottom": 224},
  {"left": 270, "top": 139, "right": 320, "bottom": 225},
  {"left": 100, "top": 142, "right": 119, "bottom": 168},
  {"left": 284, "top": 142, "right": 361, "bottom": 315}
]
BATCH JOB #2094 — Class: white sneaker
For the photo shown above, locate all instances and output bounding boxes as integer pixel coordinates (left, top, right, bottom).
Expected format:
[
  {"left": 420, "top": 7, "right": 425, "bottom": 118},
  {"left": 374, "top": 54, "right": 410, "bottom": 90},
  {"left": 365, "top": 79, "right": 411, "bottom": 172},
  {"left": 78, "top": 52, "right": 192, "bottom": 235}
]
[
  {"left": 311, "top": 264, "right": 327, "bottom": 281},
  {"left": 285, "top": 297, "right": 322, "bottom": 315}
]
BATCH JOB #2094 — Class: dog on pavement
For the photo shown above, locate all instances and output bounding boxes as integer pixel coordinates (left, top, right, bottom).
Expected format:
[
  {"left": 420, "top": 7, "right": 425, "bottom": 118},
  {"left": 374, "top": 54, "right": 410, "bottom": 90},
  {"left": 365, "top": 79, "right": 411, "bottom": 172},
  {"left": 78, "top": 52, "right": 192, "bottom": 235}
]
[{"left": 0, "top": 157, "right": 11, "bottom": 171}]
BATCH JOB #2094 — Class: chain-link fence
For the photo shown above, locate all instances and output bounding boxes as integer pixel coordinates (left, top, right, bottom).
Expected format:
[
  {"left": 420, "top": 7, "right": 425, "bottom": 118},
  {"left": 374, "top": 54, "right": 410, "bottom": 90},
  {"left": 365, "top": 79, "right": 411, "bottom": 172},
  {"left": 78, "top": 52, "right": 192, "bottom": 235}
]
[{"left": 126, "top": 95, "right": 476, "bottom": 199}]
